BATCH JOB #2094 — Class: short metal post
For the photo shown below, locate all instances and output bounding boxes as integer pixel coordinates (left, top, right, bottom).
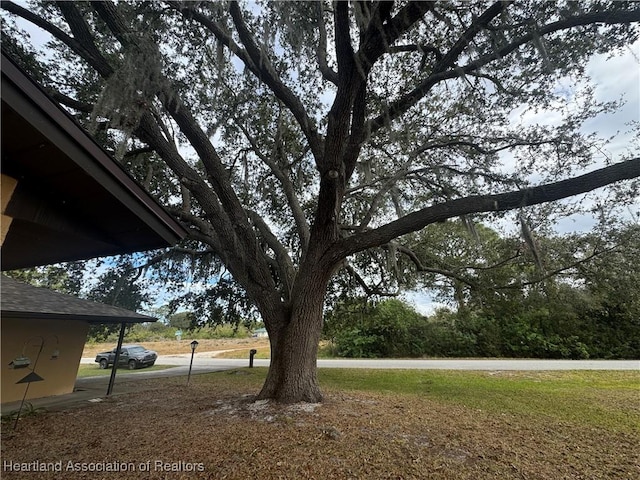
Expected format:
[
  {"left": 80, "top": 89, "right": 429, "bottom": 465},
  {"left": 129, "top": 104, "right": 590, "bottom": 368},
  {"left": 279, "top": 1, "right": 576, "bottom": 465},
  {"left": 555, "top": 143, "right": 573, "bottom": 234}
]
[{"left": 249, "top": 349, "right": 257, "bottom": 368}]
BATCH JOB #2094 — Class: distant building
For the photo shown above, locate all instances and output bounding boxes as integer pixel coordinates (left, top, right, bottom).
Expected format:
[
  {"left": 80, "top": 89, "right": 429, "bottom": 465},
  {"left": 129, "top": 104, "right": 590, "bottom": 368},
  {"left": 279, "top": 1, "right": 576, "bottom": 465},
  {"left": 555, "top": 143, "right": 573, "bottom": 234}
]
[{"left": 252, "top": 328, "right": 268, "bottom": 338}]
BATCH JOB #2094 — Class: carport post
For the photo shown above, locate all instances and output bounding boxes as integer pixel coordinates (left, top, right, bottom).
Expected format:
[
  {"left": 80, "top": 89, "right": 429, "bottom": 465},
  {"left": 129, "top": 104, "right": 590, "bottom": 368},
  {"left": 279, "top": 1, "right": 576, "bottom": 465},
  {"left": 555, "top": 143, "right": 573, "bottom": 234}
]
[{"left": 106, "top": 321, "right": 127, "bottom": 396}]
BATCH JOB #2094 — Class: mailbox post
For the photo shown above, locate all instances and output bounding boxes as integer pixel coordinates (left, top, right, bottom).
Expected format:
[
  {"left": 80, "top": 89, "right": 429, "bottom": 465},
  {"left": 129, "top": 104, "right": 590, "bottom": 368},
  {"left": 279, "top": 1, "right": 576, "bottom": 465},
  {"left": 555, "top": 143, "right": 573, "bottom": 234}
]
[{"left": 249, "top": 349, "right": 257, "bottom": 368}]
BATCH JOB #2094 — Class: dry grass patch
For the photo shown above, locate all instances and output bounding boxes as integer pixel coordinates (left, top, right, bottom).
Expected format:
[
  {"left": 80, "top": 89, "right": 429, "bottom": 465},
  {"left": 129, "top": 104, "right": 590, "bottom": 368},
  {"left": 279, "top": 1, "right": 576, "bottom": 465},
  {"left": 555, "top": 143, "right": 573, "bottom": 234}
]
[
  {"left": 214, "top": 346, "right": 271, "bottom": 359},
  {"left": 82, "top": 338, "right": 269, "bottom": 357},
  {"left": 2, "top": 369, "right": 638, "bottom": 479}
]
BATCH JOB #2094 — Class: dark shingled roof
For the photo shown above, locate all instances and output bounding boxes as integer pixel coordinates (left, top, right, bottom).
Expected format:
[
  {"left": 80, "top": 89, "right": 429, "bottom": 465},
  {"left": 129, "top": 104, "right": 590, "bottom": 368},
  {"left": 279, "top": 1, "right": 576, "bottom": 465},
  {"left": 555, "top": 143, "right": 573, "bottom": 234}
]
[{"left": 0, "top": 276, "right": 156, "bottom": 324}]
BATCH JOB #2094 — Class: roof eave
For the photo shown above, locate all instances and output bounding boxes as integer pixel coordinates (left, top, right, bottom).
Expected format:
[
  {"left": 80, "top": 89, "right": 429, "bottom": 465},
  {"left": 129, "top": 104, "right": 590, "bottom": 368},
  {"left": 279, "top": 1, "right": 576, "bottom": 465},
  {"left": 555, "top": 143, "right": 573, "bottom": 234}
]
[{"left": 1, "top": 310, "right": 157, "bottom": 325}]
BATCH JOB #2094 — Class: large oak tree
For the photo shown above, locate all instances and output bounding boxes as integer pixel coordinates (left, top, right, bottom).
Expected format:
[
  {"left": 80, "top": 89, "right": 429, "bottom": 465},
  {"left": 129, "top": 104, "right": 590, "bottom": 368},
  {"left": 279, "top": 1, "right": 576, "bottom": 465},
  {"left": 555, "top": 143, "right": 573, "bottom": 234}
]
[{"left": 2, "top": 0, "right": 639, "bottom": 402}]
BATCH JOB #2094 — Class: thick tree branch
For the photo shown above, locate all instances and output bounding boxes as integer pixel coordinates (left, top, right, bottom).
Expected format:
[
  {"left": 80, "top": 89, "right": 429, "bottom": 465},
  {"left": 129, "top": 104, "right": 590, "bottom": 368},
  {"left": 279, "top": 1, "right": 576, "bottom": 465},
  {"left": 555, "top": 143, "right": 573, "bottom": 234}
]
[
  {"left": 329, "top": 2, "right": 431, "bottom": 182},
  {"left": 394, "top": 245, "right": 478, "bottom": 288},
  {"left": 134, "top": 112, "right": 274, "bottom": 303},
  {"left": 343, "top": 263, "right": 399, "bottom": 297},
  {"left": 57, "top": 2, "right": 114, "bottom": 75},
  {"left": 496, "top": 242, "right": 621, "bottom": 290},
  {"left": 357, "top": 1, "right": 433, "bottom": 71},
  {"left": 92, "top": 1, "right": 287, "bottom": 313},
  {"left": 247, "top": 210, "right": 296, "bottom": 301},
  {"left": 165, "top": 206, "right": 219, "bottom": 244},
  {"left": 235, "top": 120, "right": 311, "bottom": 251},
  {"left": 343, "top": 80, "right": 368, "bottom": 182},
  {"left": 171, "top": 0, "right": 323, "bottom": 162},
  {"left": 334, "top": 1, "right": 357, "bottom": 83},
  {"left": 332, "top": 158, "right": 640, "bottom": 260},
  {"left": 227, "top": 1, "right": 324, "bottom": 162},
  {"left": 432, "top": 1, "right": 510, "bottom": 73},
  {"left": 91, "top": 6, "right": 246, "bottom": 227},
  {"left": 134, "top": 116, "right": 225, "bottom": 231},
  {"left": 315, "top": 1, "right": 338, "bottom": 85},
  {"left": 369, "top": 7, "right": 640, "bottom": 132},
  {"left": 47, "top": 90, "right": 93, "bottom": 112},
  {"left": 321, "top": 1, "right": 365, "bottom": 179},
  {"left": 1, "top": 0, "right": 114, "bottom": 76}
]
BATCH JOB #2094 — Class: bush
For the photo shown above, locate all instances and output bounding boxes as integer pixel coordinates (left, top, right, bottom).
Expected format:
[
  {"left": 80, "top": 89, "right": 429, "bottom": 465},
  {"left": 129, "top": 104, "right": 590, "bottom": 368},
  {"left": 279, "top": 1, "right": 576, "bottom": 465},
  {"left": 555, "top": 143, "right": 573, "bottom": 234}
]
[
  {"left": 329, "top": 299, "right": 435, "bottom": 358},
  {"left": 325, "top": 292, "right": 635, "bottom": 359},
  {"left": 333, "top": 328, "right": 383, "bottom": 358},
  {"left": 188, "top": 324, "right": 251, "bottom": 339},
  {"left": 87, "top": 322, "right": 253, "bottom": 344}
]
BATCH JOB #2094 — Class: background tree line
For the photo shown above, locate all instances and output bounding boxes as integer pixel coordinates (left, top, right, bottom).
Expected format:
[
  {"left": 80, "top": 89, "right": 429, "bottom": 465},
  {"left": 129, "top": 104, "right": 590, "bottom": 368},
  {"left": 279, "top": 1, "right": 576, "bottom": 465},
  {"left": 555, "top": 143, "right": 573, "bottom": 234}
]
[{"left": 324, "top": 222, "right": 639, "bottom": 359}]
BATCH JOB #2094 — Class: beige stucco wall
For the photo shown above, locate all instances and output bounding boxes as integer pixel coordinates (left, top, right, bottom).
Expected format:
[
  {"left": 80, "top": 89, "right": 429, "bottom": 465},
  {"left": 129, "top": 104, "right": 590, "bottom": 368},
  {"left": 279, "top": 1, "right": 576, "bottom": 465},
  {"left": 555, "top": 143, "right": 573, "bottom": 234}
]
[
  {"left": 1, "top": 173, "right": 18, "bottom": 245},
  {"left": 1, "top": 317, "right": 89, "bottom": 404}
]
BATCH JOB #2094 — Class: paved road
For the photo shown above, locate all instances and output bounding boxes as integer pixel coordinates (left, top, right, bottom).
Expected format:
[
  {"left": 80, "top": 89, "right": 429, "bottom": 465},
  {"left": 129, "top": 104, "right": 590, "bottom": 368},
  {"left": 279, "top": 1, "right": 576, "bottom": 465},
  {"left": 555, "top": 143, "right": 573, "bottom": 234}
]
[
  {"left": 4, "top": 355, "right": 635, "bottom": 414},
  {"left": 81, "top": 354, "right": 640, "bottom": 372}
]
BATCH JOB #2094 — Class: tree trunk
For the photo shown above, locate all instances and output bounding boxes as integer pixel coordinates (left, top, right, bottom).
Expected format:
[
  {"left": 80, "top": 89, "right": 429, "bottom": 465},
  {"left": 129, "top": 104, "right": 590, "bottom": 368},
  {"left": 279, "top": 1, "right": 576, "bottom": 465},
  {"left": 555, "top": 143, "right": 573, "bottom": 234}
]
[{"left": 257, "top": 270, "right": 329, "bottom": 403}]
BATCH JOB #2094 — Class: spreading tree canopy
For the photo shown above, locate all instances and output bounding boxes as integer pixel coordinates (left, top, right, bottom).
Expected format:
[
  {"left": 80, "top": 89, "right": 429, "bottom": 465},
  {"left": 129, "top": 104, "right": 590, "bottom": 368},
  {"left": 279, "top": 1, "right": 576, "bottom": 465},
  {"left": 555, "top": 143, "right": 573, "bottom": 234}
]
[{"left": 2, "top": 0, "right": 639, "bottom": 402}]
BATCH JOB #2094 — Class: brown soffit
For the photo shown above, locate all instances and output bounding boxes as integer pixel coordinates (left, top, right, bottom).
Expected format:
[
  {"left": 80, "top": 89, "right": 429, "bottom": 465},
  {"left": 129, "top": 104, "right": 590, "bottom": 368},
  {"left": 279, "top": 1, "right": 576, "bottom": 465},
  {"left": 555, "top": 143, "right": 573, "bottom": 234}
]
[{"left": 1, "top": 52, "right": 187, "bottom": 269}]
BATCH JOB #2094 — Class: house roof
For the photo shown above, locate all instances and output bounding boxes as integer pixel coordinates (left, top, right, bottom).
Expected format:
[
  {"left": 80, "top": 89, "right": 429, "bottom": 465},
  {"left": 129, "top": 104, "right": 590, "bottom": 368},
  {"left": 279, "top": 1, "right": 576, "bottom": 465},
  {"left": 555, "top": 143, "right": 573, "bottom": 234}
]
[
  {"left": 1, "top": 52, "right": 187, "bottom": 270},
  {"left": 0, "top": 275, "right": 156, "bottom": 324}
]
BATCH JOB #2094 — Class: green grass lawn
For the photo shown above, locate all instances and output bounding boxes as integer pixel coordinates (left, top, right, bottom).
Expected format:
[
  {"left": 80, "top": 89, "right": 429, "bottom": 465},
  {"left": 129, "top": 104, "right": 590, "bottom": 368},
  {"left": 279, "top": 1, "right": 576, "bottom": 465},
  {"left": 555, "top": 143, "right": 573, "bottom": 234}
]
[
  {"left": 195, "top": 367, "right": 640, "bottom": 433},
  {"left": 321, "top": 369, "right": 640, "bottom": 433},
  {"left": 76, "top": 364, "right": 176, "bottom": 378}
]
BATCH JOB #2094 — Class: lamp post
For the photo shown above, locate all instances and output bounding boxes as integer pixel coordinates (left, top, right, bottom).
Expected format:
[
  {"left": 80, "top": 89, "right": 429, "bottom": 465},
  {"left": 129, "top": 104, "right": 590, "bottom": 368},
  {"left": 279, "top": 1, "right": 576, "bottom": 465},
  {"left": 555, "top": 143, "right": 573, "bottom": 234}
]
[{"left": 187, "top": 340, "right": 199, "bottom": 386}]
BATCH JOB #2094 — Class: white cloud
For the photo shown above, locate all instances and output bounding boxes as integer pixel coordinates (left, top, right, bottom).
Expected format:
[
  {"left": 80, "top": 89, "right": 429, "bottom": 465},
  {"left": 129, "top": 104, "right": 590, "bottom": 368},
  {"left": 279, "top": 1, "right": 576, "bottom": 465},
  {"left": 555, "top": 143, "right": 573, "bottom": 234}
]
[
  {"left": 582, "top": 41, "right": 640, "bottom": 151},
  {"left": 402, "top": 291, "right": 450, "bottom": 316}
]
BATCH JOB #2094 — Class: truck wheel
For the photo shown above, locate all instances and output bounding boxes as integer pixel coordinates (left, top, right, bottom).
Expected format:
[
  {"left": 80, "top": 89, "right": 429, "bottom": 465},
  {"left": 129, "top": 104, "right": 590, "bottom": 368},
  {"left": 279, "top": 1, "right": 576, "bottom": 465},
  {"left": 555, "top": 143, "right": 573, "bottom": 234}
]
[
  {"left": 128, "top": 360, "right": 137, "bottom": 370},
  {"left": 99, "top": 359, "right": 108, "bottom": 369}
]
